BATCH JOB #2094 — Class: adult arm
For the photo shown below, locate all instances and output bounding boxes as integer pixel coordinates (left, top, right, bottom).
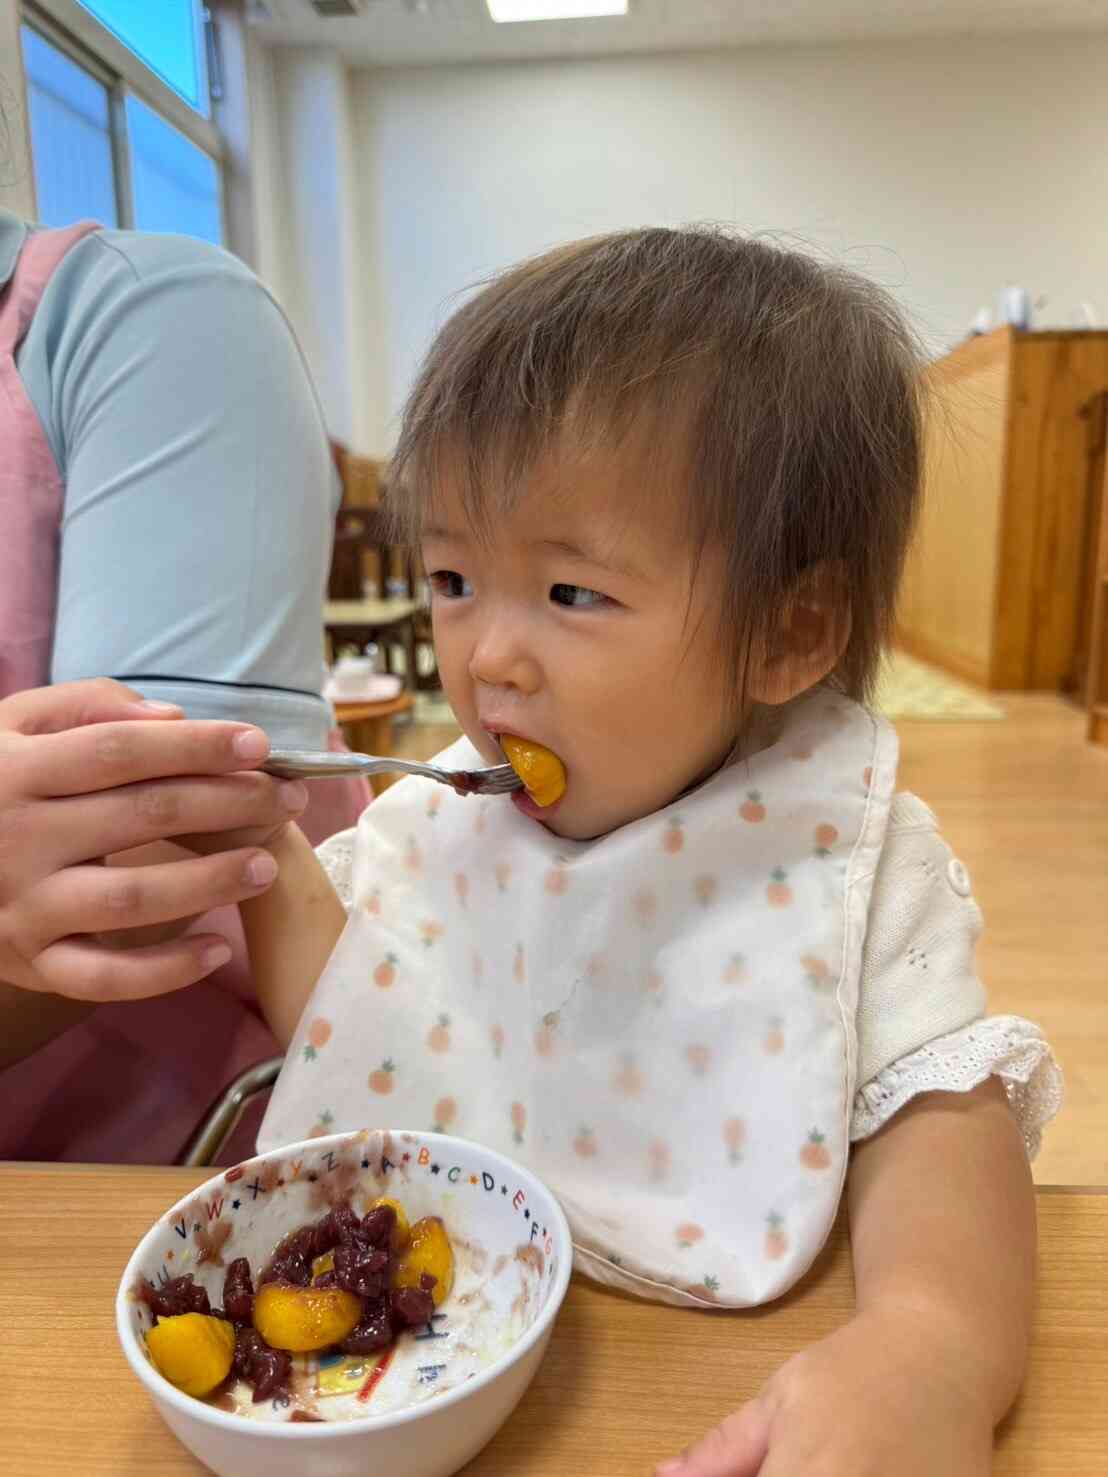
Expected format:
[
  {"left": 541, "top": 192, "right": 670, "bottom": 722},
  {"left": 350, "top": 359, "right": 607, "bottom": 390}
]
[
  {"left": 2, "top": 233, "right": 340, "bottom": 1063},
  {"left": 21, "top": 228, "right": 339, "bottom": 746}
]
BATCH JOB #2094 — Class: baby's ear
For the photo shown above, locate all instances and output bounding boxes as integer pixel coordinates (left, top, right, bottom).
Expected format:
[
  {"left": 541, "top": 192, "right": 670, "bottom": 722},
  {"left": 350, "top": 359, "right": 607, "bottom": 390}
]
[{"left": 746, "top": 563, "right": 852, "bottom": 706}]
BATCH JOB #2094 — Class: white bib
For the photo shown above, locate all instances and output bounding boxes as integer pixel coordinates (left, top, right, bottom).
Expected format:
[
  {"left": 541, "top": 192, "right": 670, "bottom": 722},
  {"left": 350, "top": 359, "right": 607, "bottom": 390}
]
[{"left": 260, "top": 688, "right": 898, "bottom": 1307}]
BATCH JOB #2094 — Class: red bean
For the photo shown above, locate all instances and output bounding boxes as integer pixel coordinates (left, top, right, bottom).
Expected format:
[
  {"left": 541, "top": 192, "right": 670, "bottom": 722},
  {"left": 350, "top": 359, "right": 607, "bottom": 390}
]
[
  {"left": 139, "top": 1274, "right": 211, "bottom": 1318},
  {"left": 222, "top": 1258, "right": 254, "bottom": 1325},
  {"left": 358, "top": 1205, "right": 396, "bottom": 1249},
  {"left": 312, "top": 1203, "right": 360, "bottom": 1255},
  {"left": 334, "top": 1242, "right": 389, "bottom": 1299},
  {"left": 232, "top": 1327, "right": 291, "bottom": 1404},
  {"left": 390, "top": 1285, "right": 435, "bottom": 1329},
  {"left": 339, "top": 1297, "right": 394, "bottom": 1354}
]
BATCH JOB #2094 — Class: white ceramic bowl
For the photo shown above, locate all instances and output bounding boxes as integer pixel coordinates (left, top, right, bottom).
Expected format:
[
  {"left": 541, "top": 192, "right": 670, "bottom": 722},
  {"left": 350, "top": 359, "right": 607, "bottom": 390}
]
[{"left": 116, "top": 1129, "right": 572, "bottom": 1477}]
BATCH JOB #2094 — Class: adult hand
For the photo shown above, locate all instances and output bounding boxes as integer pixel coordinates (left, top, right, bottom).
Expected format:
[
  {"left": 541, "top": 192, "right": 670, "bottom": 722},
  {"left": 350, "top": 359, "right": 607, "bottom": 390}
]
[{"left": 0, "top": 679, "right": 309, "bottom": 1004}]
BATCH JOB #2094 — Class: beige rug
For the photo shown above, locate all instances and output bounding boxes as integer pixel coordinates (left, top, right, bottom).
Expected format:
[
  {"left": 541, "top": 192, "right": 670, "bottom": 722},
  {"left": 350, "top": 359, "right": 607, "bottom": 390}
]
[{"left": 874, "top": 651, "right": 1005, "bottom": 721}]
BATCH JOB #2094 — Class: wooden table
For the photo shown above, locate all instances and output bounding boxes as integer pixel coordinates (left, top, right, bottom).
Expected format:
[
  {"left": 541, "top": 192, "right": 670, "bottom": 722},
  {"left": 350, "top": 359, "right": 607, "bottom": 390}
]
[
  {"left": 333, "top": 693, "right": 414, "bottom": 794},
  {"left": 3, "top": 1167, "right": 1105, "bottom": 1474},
  {"left": 324, "top": 596, "right": 420, "bottom": 682}
]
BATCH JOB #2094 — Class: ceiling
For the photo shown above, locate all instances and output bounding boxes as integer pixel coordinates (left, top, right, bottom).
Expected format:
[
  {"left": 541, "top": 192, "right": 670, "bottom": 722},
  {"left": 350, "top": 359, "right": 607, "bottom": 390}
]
[{"left": 247, "top": 0, "right": 1108, "bottom": 67}]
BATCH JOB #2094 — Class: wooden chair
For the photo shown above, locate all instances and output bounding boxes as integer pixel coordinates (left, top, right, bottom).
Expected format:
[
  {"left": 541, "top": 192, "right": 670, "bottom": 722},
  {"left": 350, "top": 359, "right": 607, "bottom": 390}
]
[
  {"left": 328, "top": 505, "right": 388, "bottom": 601},
  {"left": 325, "top": 506, "right": 420, "bottom": 681},
  {"left": 326, "top": 502, "right": 439, "bottom": 691}
]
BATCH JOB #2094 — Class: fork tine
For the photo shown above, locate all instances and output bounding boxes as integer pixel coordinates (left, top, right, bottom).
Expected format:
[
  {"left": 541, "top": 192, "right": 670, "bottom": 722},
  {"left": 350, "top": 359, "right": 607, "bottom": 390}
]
[
  {"left": 467, "top": 764, "right": 521, "bottom": 795},
  {"left": 263, "top": 747, "right": 522, "bottom": 794}
]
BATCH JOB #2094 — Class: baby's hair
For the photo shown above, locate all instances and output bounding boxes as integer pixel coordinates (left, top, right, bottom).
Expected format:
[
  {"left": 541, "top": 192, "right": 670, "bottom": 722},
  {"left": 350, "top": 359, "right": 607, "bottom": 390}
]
[{"left": 389, "top": 225, "right": 923, "bottom": 704}]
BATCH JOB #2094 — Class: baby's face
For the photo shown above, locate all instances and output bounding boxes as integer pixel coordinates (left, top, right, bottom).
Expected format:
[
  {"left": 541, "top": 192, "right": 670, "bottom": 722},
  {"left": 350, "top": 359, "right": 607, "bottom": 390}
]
[{"left": 421, "top": 449, "right": 738, "bottom": 840}]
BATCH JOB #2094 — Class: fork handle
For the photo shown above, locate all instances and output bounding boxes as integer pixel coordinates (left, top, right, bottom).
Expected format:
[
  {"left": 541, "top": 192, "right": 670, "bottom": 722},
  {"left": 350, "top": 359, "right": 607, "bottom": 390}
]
[{"left": 263, "top": 748, "right": 391, "bottom": 780}]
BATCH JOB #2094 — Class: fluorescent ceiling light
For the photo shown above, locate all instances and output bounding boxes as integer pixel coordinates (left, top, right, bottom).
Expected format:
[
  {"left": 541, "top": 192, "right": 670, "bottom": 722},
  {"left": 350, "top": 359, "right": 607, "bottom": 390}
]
[{"left": 487, "top": 2, "right": 628, "bottom": 22}]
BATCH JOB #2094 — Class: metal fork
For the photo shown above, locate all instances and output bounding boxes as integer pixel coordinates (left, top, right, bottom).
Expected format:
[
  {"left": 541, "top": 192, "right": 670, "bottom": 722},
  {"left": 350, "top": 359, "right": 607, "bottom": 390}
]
[{"left": 262, "top": 747, "right": 522, "bottom": 797}]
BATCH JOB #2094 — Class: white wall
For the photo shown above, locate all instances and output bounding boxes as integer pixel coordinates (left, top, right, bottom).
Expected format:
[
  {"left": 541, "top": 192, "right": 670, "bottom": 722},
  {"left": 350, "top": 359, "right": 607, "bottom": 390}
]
[
  {"left": 243, "top": 31, "right": 289, "bottom": 305},
  {"left": 347, "top": 32, "right": 1108, "bottom": 456},
  {"left": 269, "top": 48, "right": 361, "bottom": 446},
  {"left": 0, "top": 0, "right": 37, "bottom": 218}
]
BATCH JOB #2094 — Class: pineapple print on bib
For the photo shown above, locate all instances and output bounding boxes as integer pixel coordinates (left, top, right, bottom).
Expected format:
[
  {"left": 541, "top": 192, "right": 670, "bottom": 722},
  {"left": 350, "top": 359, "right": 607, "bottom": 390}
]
[{"left": 260, "top": 688, "right": 898, "bottom": 1307}]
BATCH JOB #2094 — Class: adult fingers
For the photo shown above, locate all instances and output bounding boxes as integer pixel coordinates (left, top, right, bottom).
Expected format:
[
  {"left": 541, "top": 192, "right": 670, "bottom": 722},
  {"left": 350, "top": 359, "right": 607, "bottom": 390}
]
[
  {"left": 0, "top": 677, "right": 182, "bottom": 736},
  {"left": 11, "top": 772, "right": 307, "bottom": 874},
  {"left": 655, "top": 1400, "right": 772, "bottom": 1477},
  {"left": 31, "top": 932, "right": 237, "bottom": 1004},
  {"left": 15, "top": 850, "right": 281, "bottom": 959},
  {"left": 12, "top": 716, "right": 273, "bottom": 798}
]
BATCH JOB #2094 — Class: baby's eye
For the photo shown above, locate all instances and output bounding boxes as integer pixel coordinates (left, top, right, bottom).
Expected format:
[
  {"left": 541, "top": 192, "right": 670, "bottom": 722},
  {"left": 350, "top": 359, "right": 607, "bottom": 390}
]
[
  {"left": 429, "top": 571, "right": 473, "bottom": 599},
  {"left": 550, "top": 583, "right": 607, "bottom": 608}
]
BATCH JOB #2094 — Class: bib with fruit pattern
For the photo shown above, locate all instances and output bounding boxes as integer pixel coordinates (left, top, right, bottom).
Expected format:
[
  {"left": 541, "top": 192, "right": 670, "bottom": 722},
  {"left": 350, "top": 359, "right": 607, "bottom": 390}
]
[{"left": 260, "top": 688, "right": 897, "bottom": 1308}]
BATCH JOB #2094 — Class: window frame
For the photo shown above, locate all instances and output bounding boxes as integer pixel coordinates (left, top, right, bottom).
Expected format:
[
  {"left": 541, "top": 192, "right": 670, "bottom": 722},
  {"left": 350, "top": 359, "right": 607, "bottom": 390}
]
[{"left": 21, "top": 0, "right": 226, "bottom": 241}]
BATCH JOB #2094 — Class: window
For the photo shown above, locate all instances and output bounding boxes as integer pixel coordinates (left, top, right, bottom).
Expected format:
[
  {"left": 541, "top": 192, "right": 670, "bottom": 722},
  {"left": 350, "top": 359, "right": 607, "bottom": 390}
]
[
  {"left": 20, "top": 1, "right": 223, "bottom": 243},
  {"left": 21, "top": 25, "right": 119, "bottom": 228},
  {"left": 125, "top": 95, "right": 221, "bottom": 244},
  {"left": 77, "top": 0, "right": 206, "bottom": 114}
]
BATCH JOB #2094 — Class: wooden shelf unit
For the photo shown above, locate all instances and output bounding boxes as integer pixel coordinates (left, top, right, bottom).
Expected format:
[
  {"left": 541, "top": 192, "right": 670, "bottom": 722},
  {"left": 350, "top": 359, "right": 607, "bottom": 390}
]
[
  {"left": 1086, "top": 461, "right": 1108, "bottom": 745},
  {"left": 898, "top": 326, "right": 1108, "bottom": 691}
]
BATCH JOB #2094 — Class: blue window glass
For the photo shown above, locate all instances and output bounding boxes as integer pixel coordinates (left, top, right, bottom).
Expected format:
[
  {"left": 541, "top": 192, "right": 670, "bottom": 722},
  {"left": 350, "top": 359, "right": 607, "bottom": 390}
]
[
  {"left": 78, "top": 0, "right": 205, "bottom": 112},
  {"left": 125, "top": 93, "right": 222, "bottom": 245},
  {"left": 21, "top": 26, "right": 118, "bottom": 228}
]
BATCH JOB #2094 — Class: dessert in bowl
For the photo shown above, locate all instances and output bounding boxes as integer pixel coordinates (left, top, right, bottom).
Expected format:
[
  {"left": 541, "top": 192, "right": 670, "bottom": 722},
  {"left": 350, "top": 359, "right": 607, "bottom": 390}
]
[{"left": 116, "top": 1128, "right": 572, "bottom": 1477}]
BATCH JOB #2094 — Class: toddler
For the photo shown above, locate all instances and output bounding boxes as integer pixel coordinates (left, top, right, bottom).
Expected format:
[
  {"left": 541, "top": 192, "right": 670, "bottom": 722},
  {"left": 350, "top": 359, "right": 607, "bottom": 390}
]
[{"left": 232, "top": 228, "right": 1061, "bottom": 1476}]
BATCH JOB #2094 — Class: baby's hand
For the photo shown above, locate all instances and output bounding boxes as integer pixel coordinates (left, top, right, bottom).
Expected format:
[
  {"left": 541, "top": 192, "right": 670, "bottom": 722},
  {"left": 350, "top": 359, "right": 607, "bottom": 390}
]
[{"left": 655, "top": 1310, "right": 994, "bottom": 1477}]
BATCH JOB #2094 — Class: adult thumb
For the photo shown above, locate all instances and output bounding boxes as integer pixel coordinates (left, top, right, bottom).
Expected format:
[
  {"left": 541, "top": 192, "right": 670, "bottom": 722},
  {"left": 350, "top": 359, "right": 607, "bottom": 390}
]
[{"left": 0, "top": 678, "right": 182, "bottom": 736}]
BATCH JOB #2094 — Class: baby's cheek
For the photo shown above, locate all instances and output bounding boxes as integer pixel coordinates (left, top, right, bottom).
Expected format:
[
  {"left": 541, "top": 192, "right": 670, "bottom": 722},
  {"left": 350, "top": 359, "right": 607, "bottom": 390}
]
[{"left": 434, "top": 659, "right": 477, "bottom": 730}]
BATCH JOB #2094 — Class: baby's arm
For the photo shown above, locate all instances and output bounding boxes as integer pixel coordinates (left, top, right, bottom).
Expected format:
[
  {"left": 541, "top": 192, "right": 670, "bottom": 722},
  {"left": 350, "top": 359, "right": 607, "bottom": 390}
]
[
  {"left": 655, "top": 1081, "right": 1034, "bottom": 1477},
  {"left": 847, "top": 1077, "right": 1034, "bottom": 1427},
  {"left": 238, "top": 824, "right": 347, "bottom": 1047}
]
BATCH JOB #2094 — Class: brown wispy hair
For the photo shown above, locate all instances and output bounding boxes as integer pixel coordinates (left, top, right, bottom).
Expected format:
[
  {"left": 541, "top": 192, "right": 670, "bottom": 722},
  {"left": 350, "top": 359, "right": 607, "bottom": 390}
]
[{"left": 388, "top": 225, "right": 924, "bottom": 705}]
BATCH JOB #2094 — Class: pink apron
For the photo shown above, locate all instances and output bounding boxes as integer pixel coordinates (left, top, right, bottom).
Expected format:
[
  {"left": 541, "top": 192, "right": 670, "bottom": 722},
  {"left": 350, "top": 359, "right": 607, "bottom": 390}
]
[{"left": 0, "top": 223, "right": 369, "bottom": 1164}]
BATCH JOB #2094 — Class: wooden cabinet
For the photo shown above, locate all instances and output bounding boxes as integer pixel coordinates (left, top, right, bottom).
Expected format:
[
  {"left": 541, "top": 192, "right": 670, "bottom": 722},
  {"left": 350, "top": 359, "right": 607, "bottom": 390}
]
[
  {"left": 898, "top": 326, "right": 1108, "bottom": 690},
  {"left": 1086, "top": 436, "right": 1108, "bottom": 746}
]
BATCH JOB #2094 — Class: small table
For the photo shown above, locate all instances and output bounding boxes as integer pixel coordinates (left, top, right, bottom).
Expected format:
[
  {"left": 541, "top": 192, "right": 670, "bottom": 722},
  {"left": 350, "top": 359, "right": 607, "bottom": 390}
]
[
  {"left": 3, "top": 1165, "right": 1106, "bottom": 1475},
  {"left": 333, "top": 693, "right": 413, "bottom": 793},
  {"left": 324, "top": 596, "right": 420, "bottom": 684}
]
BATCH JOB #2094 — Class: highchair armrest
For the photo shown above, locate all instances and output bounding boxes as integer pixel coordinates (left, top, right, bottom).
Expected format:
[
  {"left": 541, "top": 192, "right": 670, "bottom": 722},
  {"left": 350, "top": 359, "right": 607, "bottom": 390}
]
[{"left": 178, "top": 1055, "right": 285, "bottom": 1167}]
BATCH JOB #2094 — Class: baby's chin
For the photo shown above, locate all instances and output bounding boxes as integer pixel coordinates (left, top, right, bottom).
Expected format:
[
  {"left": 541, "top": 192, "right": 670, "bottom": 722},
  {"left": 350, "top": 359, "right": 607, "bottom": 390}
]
[
  {"left": 535, "top": 790, "right": 667, "bottom": 842},
  {"left": 505, "top": 782, "right": 607, "bottom": 841}
]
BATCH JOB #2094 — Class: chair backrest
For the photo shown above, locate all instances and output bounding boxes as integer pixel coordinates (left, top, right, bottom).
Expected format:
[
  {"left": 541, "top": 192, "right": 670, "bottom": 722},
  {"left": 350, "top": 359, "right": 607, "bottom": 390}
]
[{"left": 328, "top": 506, "right": 392, "bottom": 600}]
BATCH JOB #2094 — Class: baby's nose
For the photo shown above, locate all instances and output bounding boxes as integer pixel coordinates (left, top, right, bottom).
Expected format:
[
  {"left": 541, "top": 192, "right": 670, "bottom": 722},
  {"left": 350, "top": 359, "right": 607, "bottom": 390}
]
[{"left": 468, "top": 625, "right": 541, "bottom": 694}]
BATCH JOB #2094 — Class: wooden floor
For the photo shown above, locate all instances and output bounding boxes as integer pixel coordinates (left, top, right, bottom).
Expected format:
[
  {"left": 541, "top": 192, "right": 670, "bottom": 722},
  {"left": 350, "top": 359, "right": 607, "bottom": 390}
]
[
  {"left": 896, "top": 695, "right": 1108, "bottom": 1189},
  {"left": 392, "top": 696, "right": 1108, "bottom": 1187}
]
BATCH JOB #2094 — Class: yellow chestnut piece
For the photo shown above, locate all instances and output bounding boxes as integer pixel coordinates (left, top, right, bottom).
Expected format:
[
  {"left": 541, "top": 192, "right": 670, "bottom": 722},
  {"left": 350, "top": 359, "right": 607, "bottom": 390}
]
[
  {"left": 500, "top": 736, "right": 566, "bottom": 808},
  {"left": 146, "top": 1312, "right": 235, "bottom": 1398},
  {"left": 392, "top": 1215, "right": 454, "bottom": 1307},
  {"left": 253, "top": 1280, "right": 362, "bottom": 1353},
  {"left": 311, "top": 1250, "right": 334, "bottom": 1282},
  {"left": 369, "top": 1196, "right": 411, "bottom": 1250}
]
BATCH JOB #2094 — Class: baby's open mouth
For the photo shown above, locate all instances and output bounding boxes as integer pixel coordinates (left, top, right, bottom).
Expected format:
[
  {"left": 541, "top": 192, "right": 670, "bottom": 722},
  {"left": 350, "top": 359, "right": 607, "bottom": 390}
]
[{"left": 499, "top": 735, "right": 567, "bottom": 809}]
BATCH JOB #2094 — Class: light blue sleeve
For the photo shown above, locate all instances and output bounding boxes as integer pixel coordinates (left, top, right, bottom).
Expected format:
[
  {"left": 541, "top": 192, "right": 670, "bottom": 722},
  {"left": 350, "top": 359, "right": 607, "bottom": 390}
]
[{"left": 18, "top": 229, "right": 340, "bottom": 747}]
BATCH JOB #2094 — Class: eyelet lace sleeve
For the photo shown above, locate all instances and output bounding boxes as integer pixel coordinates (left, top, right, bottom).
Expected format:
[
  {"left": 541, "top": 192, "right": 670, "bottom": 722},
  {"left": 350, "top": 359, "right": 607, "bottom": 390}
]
[
  {"left": 851, "top": 1015, "right": 1063, "bottom": 1160},
  {"left": 315, "top": 826, "right": 356, "bottom": 912}
]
